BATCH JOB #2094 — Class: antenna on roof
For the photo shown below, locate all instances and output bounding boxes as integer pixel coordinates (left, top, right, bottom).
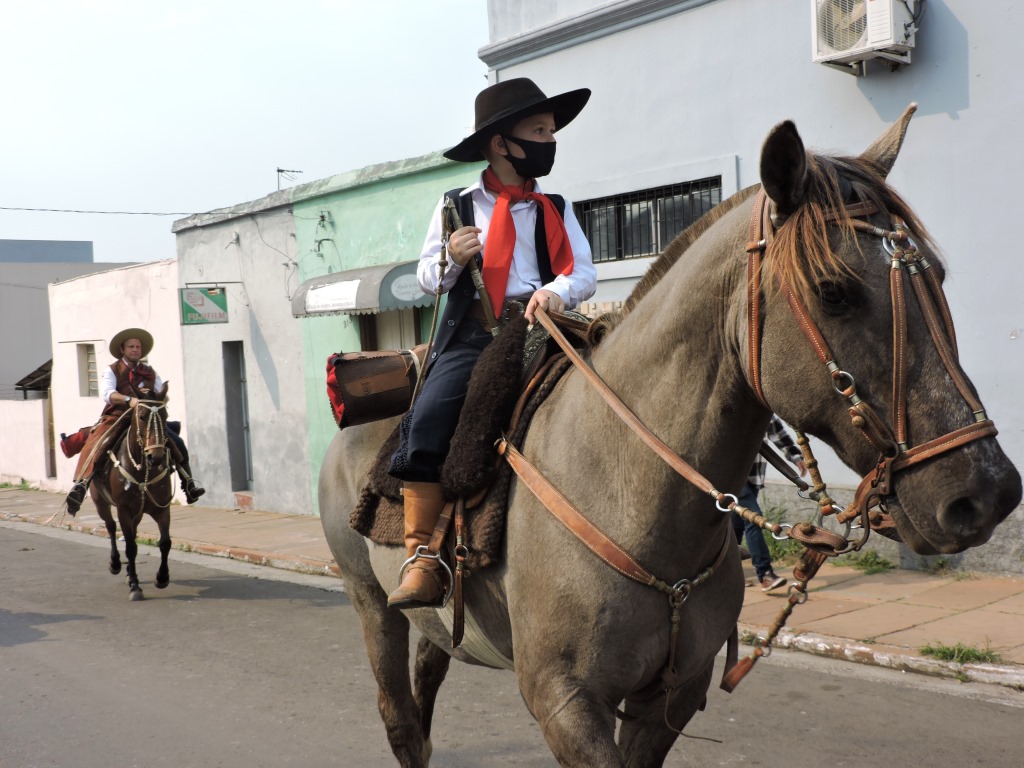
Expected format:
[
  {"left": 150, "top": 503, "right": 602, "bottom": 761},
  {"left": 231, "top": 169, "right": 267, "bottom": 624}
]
[{"left": 277, "top": 168, "right": 303, "bottom": 191}]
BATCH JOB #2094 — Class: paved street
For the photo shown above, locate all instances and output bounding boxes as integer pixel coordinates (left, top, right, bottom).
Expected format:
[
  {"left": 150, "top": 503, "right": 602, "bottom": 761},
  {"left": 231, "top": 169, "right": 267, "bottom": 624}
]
[{"left": 3, "top": 523, "right": 1023, "bottom": 768}]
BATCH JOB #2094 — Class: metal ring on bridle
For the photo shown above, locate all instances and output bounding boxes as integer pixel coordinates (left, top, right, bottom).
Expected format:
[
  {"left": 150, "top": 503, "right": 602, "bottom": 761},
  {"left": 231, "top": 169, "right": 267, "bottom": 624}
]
[
  {"left": 670, "top": 579, "right": 693, "bottom": 606},
  {"left": 883, "top": 232, "right": 917, "bottom": 256},
  {"left": 771, "top": 523, "right": 793, "bottom": 541},
  {"left": 831, "top": 370, "right": 856, "bottom": 396},
  {"left": 715, "top": 493, "right": 738, "bottom": 513}
]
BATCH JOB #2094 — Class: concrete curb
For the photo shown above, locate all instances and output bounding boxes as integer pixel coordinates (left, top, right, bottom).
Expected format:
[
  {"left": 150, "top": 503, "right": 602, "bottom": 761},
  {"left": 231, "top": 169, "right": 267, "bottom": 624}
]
[
  {"left": 179, "top": 542, "right": 342, "bottom": 579},
  {"left": 739, "top": 623, "right": 1024, "bottom": 691},
  {"left": 1, "top": 510, "right": 343, "bottom": 580}
]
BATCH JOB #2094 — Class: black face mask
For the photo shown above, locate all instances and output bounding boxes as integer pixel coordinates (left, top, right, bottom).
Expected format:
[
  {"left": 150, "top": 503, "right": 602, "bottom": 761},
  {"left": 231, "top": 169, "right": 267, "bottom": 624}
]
[{"left": 500, "top": 135, "right": 557, "bottom": 178}]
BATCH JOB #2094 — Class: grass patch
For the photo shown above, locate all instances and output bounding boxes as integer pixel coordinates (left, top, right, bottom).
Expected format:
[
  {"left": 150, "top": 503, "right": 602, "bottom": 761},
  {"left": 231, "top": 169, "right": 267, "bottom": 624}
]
[
  {"left": 919, "top": 556, "right": 977, "bottom": 581},
  {"left": 760, "top": 499, "right": 804, "bottom": 565},
  {"left": 0, "top": 479, "right": 32, "bottom": 490},
  {"left": 738, "top": 629, "right": 761, "bottom": 645},
  {"left": 920, "top": 642, "right": 1001, "bottom": 665},
  {"left": 837, "top": 549, "right": 896, "bottom": 574}
]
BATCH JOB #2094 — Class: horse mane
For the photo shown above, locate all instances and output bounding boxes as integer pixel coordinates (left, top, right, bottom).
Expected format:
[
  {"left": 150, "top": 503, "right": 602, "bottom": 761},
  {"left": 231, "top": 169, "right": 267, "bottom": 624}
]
[
  {"left": 588, "top": 151, "right": 938, "bottom": 344},
  {"left": 766, "top": 153, "right": 939, "bottom": 302}
]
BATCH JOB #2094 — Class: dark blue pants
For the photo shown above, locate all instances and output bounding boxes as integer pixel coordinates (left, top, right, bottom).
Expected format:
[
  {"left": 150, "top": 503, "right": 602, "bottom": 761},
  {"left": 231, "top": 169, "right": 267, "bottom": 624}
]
[
  {"left": 388, "top": 317, "right": 492, "bottom": 483},
  {"left": 731, "top": 481, "right": 773, "bottom": 580},
  {"left": 166, "top": 429, "right": 190, "bottom": 466}
]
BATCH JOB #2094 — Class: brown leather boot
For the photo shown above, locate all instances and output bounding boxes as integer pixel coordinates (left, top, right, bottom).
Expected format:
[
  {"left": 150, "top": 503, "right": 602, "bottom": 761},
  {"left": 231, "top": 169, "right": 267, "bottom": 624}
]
[{"left": 386, "top": 481, "right": 448, "bottom": 609}]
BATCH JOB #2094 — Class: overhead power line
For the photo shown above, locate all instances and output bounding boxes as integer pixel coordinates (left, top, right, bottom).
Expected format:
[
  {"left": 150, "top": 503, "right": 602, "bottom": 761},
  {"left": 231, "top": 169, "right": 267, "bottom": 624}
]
[{"left": 0, "top": 206, "right": 195, "bottom": 216}]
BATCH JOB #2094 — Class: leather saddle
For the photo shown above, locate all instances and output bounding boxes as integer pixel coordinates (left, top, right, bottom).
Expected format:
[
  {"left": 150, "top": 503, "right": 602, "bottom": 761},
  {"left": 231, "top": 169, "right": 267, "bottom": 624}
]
[{"left": 349, "top": 311, "right": 591, "bottom": 571}]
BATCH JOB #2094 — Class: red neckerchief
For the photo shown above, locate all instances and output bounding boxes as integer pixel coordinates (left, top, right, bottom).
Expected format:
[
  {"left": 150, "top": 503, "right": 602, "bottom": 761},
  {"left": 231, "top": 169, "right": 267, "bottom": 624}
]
[{"left": 480, "top": 167, "right": 574, "bottom": 318}]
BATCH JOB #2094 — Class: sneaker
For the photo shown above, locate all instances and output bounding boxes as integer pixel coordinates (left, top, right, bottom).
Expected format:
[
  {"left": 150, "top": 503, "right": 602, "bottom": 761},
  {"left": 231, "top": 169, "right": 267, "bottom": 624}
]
[{"left": 760, "top": 571, "right": 786, "bottom": 592}]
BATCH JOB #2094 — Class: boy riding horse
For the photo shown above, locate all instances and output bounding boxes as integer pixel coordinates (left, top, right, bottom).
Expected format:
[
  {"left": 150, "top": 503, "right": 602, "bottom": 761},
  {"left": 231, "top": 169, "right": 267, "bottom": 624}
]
[{"left": 386, "top": 78, "right": 597, "bottom": 608}]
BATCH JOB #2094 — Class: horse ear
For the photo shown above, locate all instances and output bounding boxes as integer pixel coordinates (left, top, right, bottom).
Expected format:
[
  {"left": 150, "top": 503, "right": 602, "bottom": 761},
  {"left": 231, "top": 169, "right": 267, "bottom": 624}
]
[
  {"left": 759, "top": 120, "right": 808, "bottom": 216},
  {"left": 158, "top": 381, "right": 169, "bottom": 400},
  {"left": 860, "top": 102, "right": 917, "bottom": 178}
]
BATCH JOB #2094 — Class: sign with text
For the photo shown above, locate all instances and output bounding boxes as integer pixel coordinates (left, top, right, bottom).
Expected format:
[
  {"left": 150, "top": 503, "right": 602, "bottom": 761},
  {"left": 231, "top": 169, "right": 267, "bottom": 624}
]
[{"left": 180, "top": 288, "right": 229, "bottom": 325}]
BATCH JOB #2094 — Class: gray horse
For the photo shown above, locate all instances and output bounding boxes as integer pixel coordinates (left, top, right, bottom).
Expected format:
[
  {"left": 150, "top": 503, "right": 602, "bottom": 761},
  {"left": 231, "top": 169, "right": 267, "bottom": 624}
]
[{"left": 319, "top": 108, "right": 1022, "bottom": 767}]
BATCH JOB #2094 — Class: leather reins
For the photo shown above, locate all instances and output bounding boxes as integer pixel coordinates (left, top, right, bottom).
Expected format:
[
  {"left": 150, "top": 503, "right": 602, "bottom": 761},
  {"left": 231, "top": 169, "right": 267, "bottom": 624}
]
[{"left": 744, "top": 188, "right": 998, "bottom": 539}]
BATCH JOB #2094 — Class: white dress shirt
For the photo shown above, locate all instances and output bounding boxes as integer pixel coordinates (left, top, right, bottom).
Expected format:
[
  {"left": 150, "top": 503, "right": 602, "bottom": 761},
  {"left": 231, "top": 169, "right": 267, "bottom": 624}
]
[
  {"left": 417, "top": 173, "right": 597, "bottom": 308},
  {"left": 100, "top": 361, "right": 164, "bottom": 405}
]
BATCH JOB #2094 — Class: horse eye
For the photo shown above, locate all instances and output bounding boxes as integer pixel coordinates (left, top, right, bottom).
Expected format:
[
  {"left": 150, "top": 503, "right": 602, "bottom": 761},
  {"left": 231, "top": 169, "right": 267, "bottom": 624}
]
[{"left": 817, "top": 281, "right": 849, "bottom": 310}]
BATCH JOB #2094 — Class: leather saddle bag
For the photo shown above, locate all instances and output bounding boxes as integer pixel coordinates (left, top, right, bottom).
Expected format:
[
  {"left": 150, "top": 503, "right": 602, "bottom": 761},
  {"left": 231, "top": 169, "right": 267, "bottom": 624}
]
[{"left": 326, "top": 345, "right": 426, "bottom": 428}]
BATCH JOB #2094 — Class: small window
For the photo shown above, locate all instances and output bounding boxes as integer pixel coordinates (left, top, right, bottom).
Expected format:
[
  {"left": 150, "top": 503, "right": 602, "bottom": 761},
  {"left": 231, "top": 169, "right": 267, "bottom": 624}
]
[
  {"left": 575, "top": 177, "right": 722, "bottom": 262},
  {"left": 77, "top": 344, "right": 98, "bottom": 397},
  {"left": 359, "top": 308, "right": 423, "bottom": 351}
]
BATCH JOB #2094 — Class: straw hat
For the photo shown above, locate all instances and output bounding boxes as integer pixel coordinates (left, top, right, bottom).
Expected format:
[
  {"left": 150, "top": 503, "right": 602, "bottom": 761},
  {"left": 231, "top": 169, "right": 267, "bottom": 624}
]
[{"left": 108, "top": 327, "right": 154, "bottom": 359}]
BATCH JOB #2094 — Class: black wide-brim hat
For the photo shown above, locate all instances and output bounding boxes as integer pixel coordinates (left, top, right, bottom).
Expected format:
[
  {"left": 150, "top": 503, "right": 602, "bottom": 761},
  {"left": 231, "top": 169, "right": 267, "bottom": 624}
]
[
  {"left": 444, "top": 78, "right": 591, "bottom": 163},
  {"left": 109, "top": 327, "right": 154, "bottom": 359}
]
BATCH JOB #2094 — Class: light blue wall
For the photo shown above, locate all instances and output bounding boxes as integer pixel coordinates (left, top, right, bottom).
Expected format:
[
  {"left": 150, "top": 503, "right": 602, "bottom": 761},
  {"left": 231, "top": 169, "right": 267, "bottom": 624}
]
[{"left": 483, "top": 0, "right": 1024, "bottom": 488}]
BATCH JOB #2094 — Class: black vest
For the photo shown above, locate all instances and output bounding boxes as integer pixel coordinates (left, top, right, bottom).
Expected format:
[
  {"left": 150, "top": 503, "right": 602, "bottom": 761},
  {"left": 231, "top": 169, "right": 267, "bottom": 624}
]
[{"left": 425, "top": 187, "right": 566, "bottom": 369}]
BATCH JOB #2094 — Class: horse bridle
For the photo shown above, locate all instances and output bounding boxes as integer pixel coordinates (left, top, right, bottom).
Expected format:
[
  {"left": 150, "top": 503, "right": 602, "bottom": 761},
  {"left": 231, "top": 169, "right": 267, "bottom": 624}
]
[
  {"left": 107, "top": 400, "right": 173, "bottom": 506},
  {"left": 744, "top": 188, "right": 998, "bottom": 535}
]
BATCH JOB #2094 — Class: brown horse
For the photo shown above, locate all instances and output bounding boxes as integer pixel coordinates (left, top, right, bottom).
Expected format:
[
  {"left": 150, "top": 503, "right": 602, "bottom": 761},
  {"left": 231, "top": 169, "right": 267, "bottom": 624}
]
[
  {"left": 318, "top": 108, "right": 1022, "bottom": 766},
  {"left": 91, "top": 387, "right": 174, "bottom": 601}
]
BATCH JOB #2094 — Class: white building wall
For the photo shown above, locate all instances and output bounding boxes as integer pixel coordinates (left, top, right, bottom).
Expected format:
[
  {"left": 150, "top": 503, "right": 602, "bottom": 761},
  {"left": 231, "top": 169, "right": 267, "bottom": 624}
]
[
  {"left": 483, "top": 0, "right": 1024, "bottom": 490},
  {"left": 48, "top": 261, "right": 188, "bottom": 503},
  {"left": 173, "top": 204, "right": 312, "bottom": 515},
  {"left": 0, "top": 400, "right": 50, "bottom": 487}
]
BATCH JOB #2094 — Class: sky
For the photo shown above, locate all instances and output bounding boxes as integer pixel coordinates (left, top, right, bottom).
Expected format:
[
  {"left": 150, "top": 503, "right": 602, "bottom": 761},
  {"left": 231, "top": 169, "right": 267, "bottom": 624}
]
[{"left": 0, "top": 0, "right": 490, "bottom": 263}]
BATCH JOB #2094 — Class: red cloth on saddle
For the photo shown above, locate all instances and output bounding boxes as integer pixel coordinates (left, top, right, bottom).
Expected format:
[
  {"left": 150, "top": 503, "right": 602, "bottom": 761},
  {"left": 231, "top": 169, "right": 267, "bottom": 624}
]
[
  {"left": 480, "top": 167, "right": 574, "bottom": 318},
  {"left": 326, "top": 354, "right": 346, "bottom": 427},
  {"left": 60, "top": 427, "right": 91, "bottom": 459}
]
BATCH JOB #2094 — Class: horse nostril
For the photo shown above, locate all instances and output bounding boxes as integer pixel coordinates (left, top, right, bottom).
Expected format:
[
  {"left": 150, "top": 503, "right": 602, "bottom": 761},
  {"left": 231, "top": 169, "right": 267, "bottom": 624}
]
[{"left": 937, "top": 496, "right": 986, "bottom": 543}]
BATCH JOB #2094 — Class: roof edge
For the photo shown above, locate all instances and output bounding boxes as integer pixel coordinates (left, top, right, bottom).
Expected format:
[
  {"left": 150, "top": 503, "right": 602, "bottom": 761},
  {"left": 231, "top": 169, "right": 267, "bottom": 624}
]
[{"left": 172, "top": 150, "right": 462, "bottom": 233}]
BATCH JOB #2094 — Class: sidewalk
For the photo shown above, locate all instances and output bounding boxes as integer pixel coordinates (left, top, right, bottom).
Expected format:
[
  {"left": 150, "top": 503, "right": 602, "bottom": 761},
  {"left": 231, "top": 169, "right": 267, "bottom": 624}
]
[{"left": 3, "top": 486, "right": 1024, "bottom": 690}]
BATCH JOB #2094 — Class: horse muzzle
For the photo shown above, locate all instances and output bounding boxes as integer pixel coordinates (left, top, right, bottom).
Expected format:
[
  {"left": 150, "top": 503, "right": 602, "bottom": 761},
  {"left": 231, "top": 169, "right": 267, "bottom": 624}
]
[{"left": 891, "top": 457, "right": 1021, "bottom": 555}]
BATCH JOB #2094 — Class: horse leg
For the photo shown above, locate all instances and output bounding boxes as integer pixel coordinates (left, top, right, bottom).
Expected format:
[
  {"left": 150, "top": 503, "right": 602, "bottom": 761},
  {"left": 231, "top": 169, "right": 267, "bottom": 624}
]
[
  {"left": 120, "top": 513, "right": 144, "bottom": 601},
  {"left": 151, "top": 509, "right": 172, "bottom": 588},
  {"left": 348, "top": 576, "right": 430, "bottom": 767},
  {"left": 412, "top": 635, "right": 452, "bottom": 762},
  {"left": 617, "top": 661, "right": 715, "bottom": 768},
  {"left": 105, "top": 517, "right": 122, "bottom": 574},
  {"left": 520, "top": 675, "right": 625, "bottom": 767},
  {"left": 90, "top": 485, "right": 121, "bottom": 575}
]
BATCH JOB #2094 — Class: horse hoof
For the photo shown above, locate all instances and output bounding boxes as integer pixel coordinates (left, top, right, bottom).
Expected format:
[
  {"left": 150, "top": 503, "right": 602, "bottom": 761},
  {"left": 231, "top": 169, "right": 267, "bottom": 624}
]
[
  {"left": 109, "top": 562, "right": 122, "bottom": 575},
  {"left": 155, "top": 579, "right": 169, "bottom": 589},
  {"left": 129, "top": 589, "right": 145, "bottom": 602}
]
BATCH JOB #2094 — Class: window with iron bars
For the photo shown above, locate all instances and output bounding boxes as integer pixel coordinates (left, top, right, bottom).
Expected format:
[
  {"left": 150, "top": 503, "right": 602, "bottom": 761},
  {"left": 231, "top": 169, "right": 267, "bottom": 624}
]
[{"left": 574, "top": 177, "right": 722, "bottom": 263}]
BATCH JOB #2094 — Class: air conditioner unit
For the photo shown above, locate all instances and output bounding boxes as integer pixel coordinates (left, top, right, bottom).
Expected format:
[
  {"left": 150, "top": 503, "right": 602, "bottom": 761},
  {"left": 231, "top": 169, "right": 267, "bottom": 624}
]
[{"left": 812, "top": 0, "right": 917, "bottom": 67}]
